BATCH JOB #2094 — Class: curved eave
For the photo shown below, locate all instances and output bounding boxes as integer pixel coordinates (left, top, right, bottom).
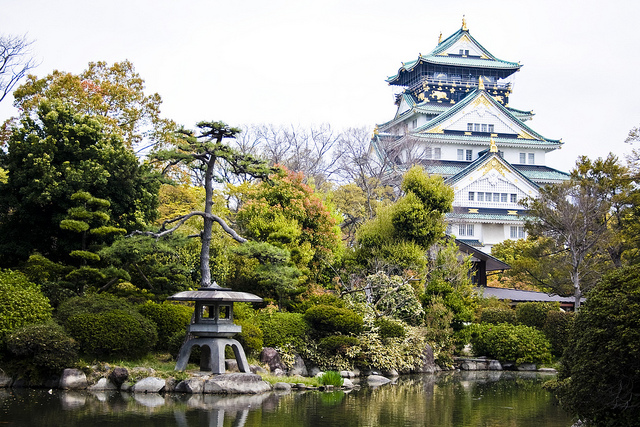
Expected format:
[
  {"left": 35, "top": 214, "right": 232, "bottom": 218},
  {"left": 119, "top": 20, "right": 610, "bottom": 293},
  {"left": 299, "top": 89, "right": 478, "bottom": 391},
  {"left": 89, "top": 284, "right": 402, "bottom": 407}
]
[
  {"left": 410, "top": 132, "right": 563, "bottom": 150},
  {"left": 386, "top": 56, "right": 521, "bottom": 85}
]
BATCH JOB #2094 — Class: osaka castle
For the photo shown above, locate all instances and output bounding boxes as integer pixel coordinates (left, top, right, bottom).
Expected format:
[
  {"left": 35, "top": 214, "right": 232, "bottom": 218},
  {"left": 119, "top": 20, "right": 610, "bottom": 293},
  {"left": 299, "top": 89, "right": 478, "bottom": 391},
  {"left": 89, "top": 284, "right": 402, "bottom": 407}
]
[{"left": 371, "top": 18, "right": 569, "bottom": 253}]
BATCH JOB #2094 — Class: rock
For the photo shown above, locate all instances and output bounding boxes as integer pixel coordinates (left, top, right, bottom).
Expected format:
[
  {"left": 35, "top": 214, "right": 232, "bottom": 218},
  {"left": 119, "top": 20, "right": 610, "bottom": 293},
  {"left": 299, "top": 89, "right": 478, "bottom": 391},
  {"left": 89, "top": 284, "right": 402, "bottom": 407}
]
[
  {"left": 60, "top": 369, "right": 88, "bottom": 390},
  {"left": 384, "top": 369, "right": 399, "bottom": 377},
  {"left": 309, "top": 367, "right": 322, "bottom": 377},
  {"left": 260, "top": 348, "right": 286, "bottom": 372},
  {"left": 288, "top": 353, "right": 308, "bottom": 377},
  {"left": 488, "top": 360, "right": 503, "bottom": 371},
  {"left": 273, "top": 382, "right": 292, "bottom": 392},
  {"left": 517, "top": 363, "right": 537, "bottom": 371},
  {"left": 164, "top": 377, "right": 178, "bottom": 392},
  {"left": 132, "top": 377, "right": 166, "bottom": 394},
  {"left": 0, "top": 371, "right": 12, "bottom": 388},
  {"left": 538, "top": 367, "right": 558, "bottom": 374},
  {"left": 342, "top": 378, "right": 354, "bottom": 389},
  {"left": 273, "top": 368, "right": 286, "bottom": 377},
  {"left": 250, "top": 365, "right": 268, "bottom": 375},
  {"left": 88, "top": 378, "right": 118, "bottom": 391},
  {"left": 295, "top": 383, "right": 307, "bottom": 390},
  {"left": 225, "top": 359, "right": 239, "bottom": 373},
  {"left": 411, "top": 344, "right": 441, "bottom": 374},
  {"left": 367, "top": 375, "right": 391, "bottom": 386},
  {"left": 108, "top": 367, "right": 129, "bottom": 387},
  {"left": 204, "top": 373, "right": 271, "bottom": 394},
  {"left": 120, "top": 382, "right": 134, "bottom": 392},
  {"left": 175, "top": 378, "right": 205, "bottom": 394}
]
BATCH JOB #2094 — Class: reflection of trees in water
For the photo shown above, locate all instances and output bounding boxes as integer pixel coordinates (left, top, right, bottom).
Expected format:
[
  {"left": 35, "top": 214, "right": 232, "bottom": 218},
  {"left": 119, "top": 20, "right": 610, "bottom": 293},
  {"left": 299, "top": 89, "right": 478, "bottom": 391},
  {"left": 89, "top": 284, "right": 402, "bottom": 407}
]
[{"left": 2, "top": 374, "right": 570, "bottom": 427}]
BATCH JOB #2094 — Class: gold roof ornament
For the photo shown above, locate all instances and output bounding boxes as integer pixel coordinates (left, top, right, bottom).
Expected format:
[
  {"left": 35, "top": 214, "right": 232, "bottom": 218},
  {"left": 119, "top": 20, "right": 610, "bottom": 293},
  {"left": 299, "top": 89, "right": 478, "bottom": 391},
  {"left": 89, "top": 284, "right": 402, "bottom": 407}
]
[
  {"left": 438, "top": 32, "right": 442, "bottom": 43},
  {"left": 462, "top": 15, "right": 468, "bottom": 31},
  {"left": 373, "top": 125, "right": 379, "bottom": 137},
  {"left": 489, "top": 136, "right": 498, "bottom": 153},
  {"left": 478, "top": 76, "right": 485, "bottom": 90}
]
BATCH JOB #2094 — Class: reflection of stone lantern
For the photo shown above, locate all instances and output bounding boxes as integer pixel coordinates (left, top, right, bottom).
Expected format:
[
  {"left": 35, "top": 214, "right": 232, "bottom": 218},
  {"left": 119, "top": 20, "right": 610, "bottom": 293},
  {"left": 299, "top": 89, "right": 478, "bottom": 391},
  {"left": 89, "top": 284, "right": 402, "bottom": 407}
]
[{"left": 168, "top": 283, "right": 262, "bottom": 374}]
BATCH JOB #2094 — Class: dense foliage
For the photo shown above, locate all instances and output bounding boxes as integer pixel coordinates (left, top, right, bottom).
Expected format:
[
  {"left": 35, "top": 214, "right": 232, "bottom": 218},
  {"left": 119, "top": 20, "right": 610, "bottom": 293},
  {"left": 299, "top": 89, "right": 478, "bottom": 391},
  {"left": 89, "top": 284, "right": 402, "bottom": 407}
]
[
  {"left": 5, "top": 322, "right": 78, "bottom": 379},
  {"left": 137, "top": 301, "right": 193, "bottom": 349},
  {"left": 0, "top": 269, "right": 52, "bottom": 339},
  {"left": 551, "top": 265, "right": 640, "bottom": 425},
  {"left": 469, "top": 323, "right": 552, "bottom": 365},
  {"left": 515, "top": 302, "right": 560, "bottom": 329}
]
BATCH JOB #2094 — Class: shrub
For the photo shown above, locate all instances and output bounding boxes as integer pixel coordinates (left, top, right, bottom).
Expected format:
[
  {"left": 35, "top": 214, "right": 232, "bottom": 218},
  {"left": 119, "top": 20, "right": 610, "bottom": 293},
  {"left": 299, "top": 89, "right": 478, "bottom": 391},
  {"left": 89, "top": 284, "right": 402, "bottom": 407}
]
[
  {"left": 255, "top": 311, "right": 310, "bottom": 350},
  {"left": 515, "top": 302, "right": 560, "bottom": 330},
  {"left": 479, "top": 307, "right": 516, "bottom": 325},
  {"left": 552, "top": 265, "right": 640, "bottom": 425},
  {"left": 137, "top": 301, "right": 193, "bottom": 349},
  {"left": 0, "top": 269, "right": 52, "bottom": 338},
  {"left": 318, "top": 335, "right": 359, "bottom": 355},
  {"left": 291, "top": 293, "right": 345, "bottom": 314},
  {"left": 374, "top": 317, "right": 407, "bottom": 339},
  {"left": 56, "top": 293, "right": 130, "bottom": 324},
  {"left": 542, "top": 310, "right": 574, "bottom": 356},
  {"left": 319, "top": 370, "right": 344, "bottom": 387},
  {"left": 233, "top": 302, "right": 257, "bottom": 321},
  {"left": 235, "top": 319, "right": 264, "bottom": 356},
  {"left": 65, "top": 309, "right": 158, "bottom": 358},
  {"left": 469, "top": 323, "right": 552, "bottom": 365},
  {"left": 5, "top": 321, "right": 78, "bottom": 379},
  {"left": 304, "top": 305, "right": 363, "bottom": 336}
]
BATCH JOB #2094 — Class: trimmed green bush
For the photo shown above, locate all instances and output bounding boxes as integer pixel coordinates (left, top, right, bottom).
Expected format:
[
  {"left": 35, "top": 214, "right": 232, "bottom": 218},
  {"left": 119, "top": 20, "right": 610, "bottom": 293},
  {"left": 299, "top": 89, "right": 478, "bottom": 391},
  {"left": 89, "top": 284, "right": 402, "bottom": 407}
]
[
  {"left": 56, "top": 293, "right": 130, "bottom": 324},
  {"left": 469, "top": 323, "right": 552, "bottom": 365},
  {"left": 291, "top": 293, "right": 345, "bottom": 314},
  {"left": 318, "top": 335, "right": 359, "bottom": 355},
  {"left": 543, "top": 310, "right": 574, "bottom": 356},
  {"left": 479, "top": 307, "right": 516, "bottom": 325},
  {"left": 515, "top": 301, "right": 560, "bottom": 330},
  {"left": 233, "top": 302, "right": 257, "bottom": 321},
  {"left": 255, "top": 311, "right": 310, "bottom": 349},
  {"left": 5, "top": 321, "right": 78, "bottom": 379},
  {"left": 304, "top": 305, "right": 363, "bottom": 336},
  {"left": 65, "top": 309, "right": 158, "bottom": 358},
  {"left": 236, "top": 319, "right": 264, "bottom": 356},
  {"left": 0, "top": 269, "right": 52, "bottom": 338},
  {"left": 137, "top": 301, "right": 193, "bottom": 349},
  {"left": 374, "top": 317, "right": 407, "bottom": 339}
]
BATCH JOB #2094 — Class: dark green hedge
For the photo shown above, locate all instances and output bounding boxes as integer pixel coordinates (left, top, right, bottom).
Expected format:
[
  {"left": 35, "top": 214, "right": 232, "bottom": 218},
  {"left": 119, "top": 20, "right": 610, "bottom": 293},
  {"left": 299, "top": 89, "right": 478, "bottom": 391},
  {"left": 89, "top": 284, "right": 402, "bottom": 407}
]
[
  {"left": 304, "top": 304, "right": 363, "bottom": 336},
  {"left": 469, "top": 323, "right": 552, "bottom": 365},
  {"left": 479, "top": 307, "right": 516, "bottom": 325},
  {"left": 542, "top": 310, "right": 574, "bottom": 356},
  {"left": 374, "top": 317, "right": 406, "bottom": 339},
  {"left": 515, "top": 302, "right": 560, "bottom": 329},
  {"left": 137, "top": 301, "right": 193, "bottom": 350},
  {"left": 5, "top": 321, "right": 78, "bottom": 379},
  {"left": 65, "top": 309, "right": 157, "bottom": 358},
  {"left": 255, "top": 311, "right": 310, "bottom": 349}
]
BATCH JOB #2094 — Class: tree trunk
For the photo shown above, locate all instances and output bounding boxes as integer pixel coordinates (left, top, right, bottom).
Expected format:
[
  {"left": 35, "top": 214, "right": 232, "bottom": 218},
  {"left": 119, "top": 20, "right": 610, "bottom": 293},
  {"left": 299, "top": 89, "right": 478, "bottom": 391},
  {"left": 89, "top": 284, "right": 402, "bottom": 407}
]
[{"left": 200, "top": 154, "right": 216, "bottom": 288}]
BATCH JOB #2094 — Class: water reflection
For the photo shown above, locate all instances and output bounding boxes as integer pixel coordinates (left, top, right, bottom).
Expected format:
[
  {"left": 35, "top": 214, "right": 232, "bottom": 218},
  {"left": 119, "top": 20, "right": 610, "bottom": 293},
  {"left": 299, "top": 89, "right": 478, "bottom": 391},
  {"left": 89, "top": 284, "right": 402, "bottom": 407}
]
[{"left": 0, "top": 372, "right": 572, "bottom": 427}]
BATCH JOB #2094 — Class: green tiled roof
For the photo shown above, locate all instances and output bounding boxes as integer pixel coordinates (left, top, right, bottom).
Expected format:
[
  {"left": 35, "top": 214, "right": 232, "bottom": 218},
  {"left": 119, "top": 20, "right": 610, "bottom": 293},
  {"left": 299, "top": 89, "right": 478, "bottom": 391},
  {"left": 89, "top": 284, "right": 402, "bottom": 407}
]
[
  {"left": 420, "top": 159, "right": 570, "bottom": 184},
  {"left": 446, "top": 212, "right": 528, "bottom": 222},
  {"left": 387, "top": 28, "right": 521, "bottom": 84}
]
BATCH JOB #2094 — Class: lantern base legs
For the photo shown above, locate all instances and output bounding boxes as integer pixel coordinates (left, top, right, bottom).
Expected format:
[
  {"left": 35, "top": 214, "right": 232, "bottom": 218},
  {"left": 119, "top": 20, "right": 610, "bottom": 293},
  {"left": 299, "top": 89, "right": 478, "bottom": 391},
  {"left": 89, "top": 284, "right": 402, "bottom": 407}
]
[{"left": 175, "top": 337, "right": 251, "bottom": 374}]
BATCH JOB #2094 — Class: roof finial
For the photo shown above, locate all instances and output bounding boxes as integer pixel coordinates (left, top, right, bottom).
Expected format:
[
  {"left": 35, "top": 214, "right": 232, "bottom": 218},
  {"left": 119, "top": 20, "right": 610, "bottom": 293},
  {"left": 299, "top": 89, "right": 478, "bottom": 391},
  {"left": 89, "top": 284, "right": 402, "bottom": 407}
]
[
  {"left": 490, "top": 137, "right": 498, "bottom": 153},
  {"left": 462, "top": 15, "right": 468, "bottom": 31},
  {"left": 478, "top": 76, "right": 485, "bottom": 90},
  {"left": 438, "top": 31, "right": 442, "bottom": 43}
]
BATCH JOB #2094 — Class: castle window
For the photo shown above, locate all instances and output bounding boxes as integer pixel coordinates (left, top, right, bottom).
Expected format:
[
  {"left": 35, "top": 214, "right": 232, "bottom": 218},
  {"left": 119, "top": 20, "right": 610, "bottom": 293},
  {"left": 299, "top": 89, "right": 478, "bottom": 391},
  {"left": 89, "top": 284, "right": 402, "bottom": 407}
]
[
  {"left": 501, "top": 193, "right": 508, "bottom": 203},
  {"left": 467, "top": 123, "right": 473, "bottom": 131},
  {"left": 425, "top": 147, "right": 432, "bottom": 159},
  {"left": 481, "top": 124, "right": 487, "bottom": 132},
  {"left": 473, "top": 123, "right": 480, "bottom": 132},
  {"left": 466, "top": 149, "right": 472, "bottom": 161},
  {"left": 488, "top": 124, "right": 495, "bottom": 132},
  {"left": 510, "top": 226, "right": 525, "bottom": 239},
  {"left": 519, "top": 153, "right": 526, "bottom": 163},
  {"left": 477, "top": 192, "right": 484, "bottom": 201},
  {"left": 493, "top": 193, "right": 500, "bottom": 202},
  {"left": 528, "top": 153, "right": 535, "bottom": 164},
  {"left": 411, "top": 119, "right": 417, "bottom": 129},
  {"left": 434, "top": 148, "right": 441, "bottom": 159},
  {"left": 469, "top": 192, "right": 475, "bottom": 201},
  {"left": 457, "top": 149, "right": 464, "bottom": 160},
  {"left": 510, "top": 194, "right": 517, "bottom": 203},
  {"left": 458, "top": 224, "right": 474, "bottom": 236}
]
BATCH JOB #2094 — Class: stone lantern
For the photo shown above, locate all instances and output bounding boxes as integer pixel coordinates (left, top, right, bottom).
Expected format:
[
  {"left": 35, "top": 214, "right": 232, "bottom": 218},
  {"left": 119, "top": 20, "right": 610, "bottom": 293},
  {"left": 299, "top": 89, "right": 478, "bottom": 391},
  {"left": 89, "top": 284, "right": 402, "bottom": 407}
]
[{"left": 168, "top": 282, "right": 262, "bottom": 374}]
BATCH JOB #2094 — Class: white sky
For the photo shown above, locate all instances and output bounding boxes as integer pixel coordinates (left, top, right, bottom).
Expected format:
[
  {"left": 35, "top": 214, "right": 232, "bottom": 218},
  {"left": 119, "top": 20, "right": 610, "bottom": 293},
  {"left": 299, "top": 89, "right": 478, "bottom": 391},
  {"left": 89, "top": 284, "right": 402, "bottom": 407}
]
[{"left": 2, "top": 0, "right": 640, "bottom": 172}]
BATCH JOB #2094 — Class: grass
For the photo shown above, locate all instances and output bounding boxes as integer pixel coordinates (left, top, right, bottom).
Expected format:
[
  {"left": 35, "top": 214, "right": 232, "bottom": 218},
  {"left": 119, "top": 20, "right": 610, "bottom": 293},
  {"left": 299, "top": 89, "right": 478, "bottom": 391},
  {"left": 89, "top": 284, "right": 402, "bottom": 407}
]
[
  {"left": 259, "top": 373, "right": 322, "bottom": 387},
  {"left": 77, "top": 352, "right": 199, "bottom": 381}
]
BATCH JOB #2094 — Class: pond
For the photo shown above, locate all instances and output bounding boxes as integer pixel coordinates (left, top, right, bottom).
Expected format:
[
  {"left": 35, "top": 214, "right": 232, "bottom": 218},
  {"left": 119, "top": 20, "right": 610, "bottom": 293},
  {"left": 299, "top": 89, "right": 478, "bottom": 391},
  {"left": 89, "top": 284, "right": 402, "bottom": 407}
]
[{"left": 0, "top": 371, "right": 573, "bottom": 427}]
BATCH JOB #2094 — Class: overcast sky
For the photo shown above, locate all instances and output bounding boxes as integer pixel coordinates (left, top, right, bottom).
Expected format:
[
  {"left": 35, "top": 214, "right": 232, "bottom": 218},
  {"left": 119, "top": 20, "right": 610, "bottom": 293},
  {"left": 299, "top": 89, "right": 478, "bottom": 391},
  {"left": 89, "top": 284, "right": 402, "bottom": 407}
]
[{"left": 2, "top": 0, "right": 639, "bottom": 172}]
